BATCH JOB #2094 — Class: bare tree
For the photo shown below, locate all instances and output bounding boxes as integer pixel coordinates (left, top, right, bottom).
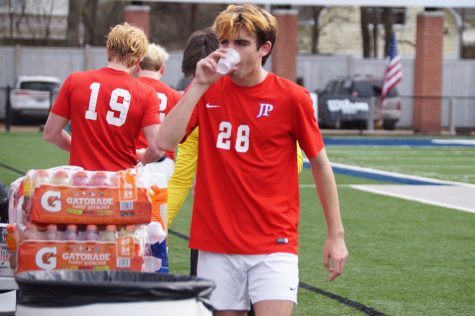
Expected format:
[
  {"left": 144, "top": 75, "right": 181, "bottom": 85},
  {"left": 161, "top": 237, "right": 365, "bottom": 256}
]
[
  {"left": 311, "top": 6, "right": 325, "bottom": 54},
  {"left": 82, "top": 0, "right": 98, "bottom": 45},
  {"left": 361, "top": 7, "right": 396, "bottom": 58},
  {"left": 383, "top": 8, "right": 394, "bottom": 57},
  {"left": 371, "top": 8, "right": 379, "bottom": 58},
  {"left": 190, "top": 3, "right": 199, "bottom": 36},
  {"left": 305, "top": 7, "right": 353, "bottom": 54},
  {"left": 360, "top": 7, "right": 371, "bottom": 58},
  {"left": 4, "top": 0, "right": 63, "bottom": 45},
  {"left": 67, "top": 0, "right": 80, "bottom": 46}
]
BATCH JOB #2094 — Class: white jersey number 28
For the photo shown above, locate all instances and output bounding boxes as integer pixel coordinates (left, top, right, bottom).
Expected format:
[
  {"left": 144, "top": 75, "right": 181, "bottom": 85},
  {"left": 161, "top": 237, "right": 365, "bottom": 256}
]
[
  {"left": 85, "top": 82, "right": 131, "bottom": 127},
  {"left": 216, "top": 121, "right": 250, "bottom": 153}
]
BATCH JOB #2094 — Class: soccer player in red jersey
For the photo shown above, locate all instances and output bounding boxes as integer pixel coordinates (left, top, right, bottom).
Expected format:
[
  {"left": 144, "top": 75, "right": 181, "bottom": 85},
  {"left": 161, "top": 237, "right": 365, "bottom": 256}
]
[
  {"left": 43, "top": 23, "right": 163, "bottom": 171},
  {"left": 135, "top": 43, "right": 182, "bottom": 161},
  {"left": 158, "top": 5, "right": 349, "bottom": 316}
]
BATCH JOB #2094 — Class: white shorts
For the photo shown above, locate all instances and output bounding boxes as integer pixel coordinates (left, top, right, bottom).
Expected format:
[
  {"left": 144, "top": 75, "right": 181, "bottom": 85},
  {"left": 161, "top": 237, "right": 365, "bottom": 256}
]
[
  {"left": 144, "top": 157, "right": 175, "bottom": 181},
  {"left": 197, "top": 251, "right": 299, "bottom": 311}
]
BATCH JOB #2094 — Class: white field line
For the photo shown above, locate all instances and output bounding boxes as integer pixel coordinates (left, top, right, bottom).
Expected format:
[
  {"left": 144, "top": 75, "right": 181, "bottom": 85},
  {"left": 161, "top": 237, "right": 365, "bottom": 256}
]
[
  {"left": 300, "top": 182, "right": 475, "bottom": 213},
  {"left": 432, "top": 139, "right": 475, "bottom": 146},
  {"left": 331, "top": 162, "right": 475, "bottom": 188},
  {"left": 304, "top": 158, "right": 475, "bottom": 188},
  {"left": 300, "top": 184, "right": 353, "bottom": 188},
  {"left": 351, "top": 185, "right": 475, "bottom": 214}
]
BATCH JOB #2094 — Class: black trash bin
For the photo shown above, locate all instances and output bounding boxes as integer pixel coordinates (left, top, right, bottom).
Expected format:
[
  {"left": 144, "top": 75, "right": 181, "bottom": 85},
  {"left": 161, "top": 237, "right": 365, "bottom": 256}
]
[{"left": 15, "top": 270, "right": 215, "bottom": 316}]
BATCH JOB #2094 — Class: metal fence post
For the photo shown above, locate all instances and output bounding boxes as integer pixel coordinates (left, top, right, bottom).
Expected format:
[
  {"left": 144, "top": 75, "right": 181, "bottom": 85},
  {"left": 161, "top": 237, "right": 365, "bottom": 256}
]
[
  {"left": 448, "top": 97, "right": 456, "bottom": 135},
  {"left": 49, "top": 88, "right": 54, "bottom": 112},
  {"left": 367, "top": 97, "right": 375, "bottom": 131},
  {"left": 5, "top": 85, "right": 11, "bottom": 132}
]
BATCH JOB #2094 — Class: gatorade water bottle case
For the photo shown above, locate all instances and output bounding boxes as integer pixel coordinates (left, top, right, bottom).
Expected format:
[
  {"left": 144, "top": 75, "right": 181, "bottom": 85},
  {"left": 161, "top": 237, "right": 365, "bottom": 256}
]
[
  {"left": 14, "top": 224, "right": 147, "bottom": 273},
  {"left": 8, "top": 166, "right": 83, "bottom": 225},
  {"left": 22, "top": 167, "right": 152, "bottom": 225}
]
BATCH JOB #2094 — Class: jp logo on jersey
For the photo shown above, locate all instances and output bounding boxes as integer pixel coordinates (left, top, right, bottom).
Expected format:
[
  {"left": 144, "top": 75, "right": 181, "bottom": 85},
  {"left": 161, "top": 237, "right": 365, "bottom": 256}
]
[{"left": 257, "top": 103, "right": 274, "bottom": 118}]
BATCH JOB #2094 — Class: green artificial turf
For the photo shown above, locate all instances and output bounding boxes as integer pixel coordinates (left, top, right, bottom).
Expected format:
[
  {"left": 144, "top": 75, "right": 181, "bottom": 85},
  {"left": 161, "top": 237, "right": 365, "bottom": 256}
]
[
  {"left": 326, "top": 146, "right": 475, "bottom": 184},
  {"left": 1, "top": 132, "right": 474, "bottom": 315}
]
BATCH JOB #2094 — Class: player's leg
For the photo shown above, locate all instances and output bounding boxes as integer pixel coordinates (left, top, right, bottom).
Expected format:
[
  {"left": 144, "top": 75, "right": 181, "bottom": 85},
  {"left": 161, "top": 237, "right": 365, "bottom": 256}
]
[
  {"left": 197, "top": 251, "right": 250, "bottom": 315},
  {"left": 248, "top": 252, "right": 298, "bottom": 316},
  {"left": 252, "top": 300, "right": 294, "bottom": 316}
]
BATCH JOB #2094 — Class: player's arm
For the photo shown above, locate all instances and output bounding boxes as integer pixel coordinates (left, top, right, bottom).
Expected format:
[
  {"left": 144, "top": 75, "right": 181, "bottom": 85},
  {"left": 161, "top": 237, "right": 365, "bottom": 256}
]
[
  {"left": 157, "top": 50, "right": 224, "bottom": 151},
  {"left": 43, "top": 112, "right": 71, "bottom": 152},
  {"left": 167, "top": 129, "right": 199, "bottom": 226},
  {"left": 139, "top": 124, "right": 164, "bottom": 164},
  {"left": 309, "top": 148, "right": 348, "bottom": 282}
]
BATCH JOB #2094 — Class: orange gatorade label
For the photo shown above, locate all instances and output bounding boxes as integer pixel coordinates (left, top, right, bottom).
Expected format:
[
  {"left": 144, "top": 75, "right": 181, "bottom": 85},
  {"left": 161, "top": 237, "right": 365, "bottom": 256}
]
[
  {"left": 116, "top": 236, "right": 136, "bottom": 258},
  {"left": 29, "top": 185, "right": 151, "bottom": 225},
  {"left": 119, "top": 171, "right": 137, "bottom": 201},
  {"left": 17, "top": 241, "right": 143, "bottom": 273}
]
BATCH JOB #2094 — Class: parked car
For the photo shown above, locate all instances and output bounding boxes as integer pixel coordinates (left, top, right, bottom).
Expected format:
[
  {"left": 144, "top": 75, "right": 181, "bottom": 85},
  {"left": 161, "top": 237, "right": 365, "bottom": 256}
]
[
  {"left": 316, "top": 74, "right": 402, "bottom": 130},
  {"left": 9, "top": 76, "right": 61, "bottom": 122}
]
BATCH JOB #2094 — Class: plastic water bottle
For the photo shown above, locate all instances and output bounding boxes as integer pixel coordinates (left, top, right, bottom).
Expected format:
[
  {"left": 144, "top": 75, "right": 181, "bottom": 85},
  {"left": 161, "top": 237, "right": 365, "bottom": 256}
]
[
  {"left": 45, "top": 224, "right": 59, "bottom": 241},
  {"left": 89, "top": 171, "right": 109, "bottom": 187},
  {"left": 100, "top": 225, "right": 117, "bottom": 242},
  {"left": 33, "top": 169, "right": 50, "bottom": 187},
  {"left": 84, "top": 224, "right": 99, "bottom": 241},
  {"left": 21, "top": 223, "right": 41, "bottom": 241},
  {"left": 71, "top": 171, "right": 89, "bottom": 186},
  {"left": 110, "top": 173, "right": 121, "bottom": 187},
  {"left": 64, "top": 224, "right": 78, "bottom": 241},
  {"left": 118, "top": 225, "right": 136, "bottom": 237},
  {"left": 51, "top": 170, "right": 70, "bottom": 186}
]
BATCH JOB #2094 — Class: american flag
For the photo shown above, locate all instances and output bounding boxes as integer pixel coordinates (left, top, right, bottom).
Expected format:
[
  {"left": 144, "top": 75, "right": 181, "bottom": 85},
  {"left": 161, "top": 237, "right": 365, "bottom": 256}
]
[{"left": 381, "top": 33, "right": 402, "bottom": 107}]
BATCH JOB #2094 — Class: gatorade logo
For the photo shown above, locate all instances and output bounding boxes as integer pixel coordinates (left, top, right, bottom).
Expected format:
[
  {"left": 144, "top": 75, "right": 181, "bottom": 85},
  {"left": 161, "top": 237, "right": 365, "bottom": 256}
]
[
  {"left": 40, "top": 191, "right": 62, "bottom": 212},
  {"left": 35, "top": 247, "right": 57, "bottom": 270}
]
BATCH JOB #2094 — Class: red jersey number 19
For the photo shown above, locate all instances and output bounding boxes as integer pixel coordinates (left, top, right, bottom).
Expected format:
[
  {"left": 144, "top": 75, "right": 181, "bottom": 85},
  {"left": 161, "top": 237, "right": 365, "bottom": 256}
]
[{"left": 85, "top": 82, "right": 131, "bottom": 127}]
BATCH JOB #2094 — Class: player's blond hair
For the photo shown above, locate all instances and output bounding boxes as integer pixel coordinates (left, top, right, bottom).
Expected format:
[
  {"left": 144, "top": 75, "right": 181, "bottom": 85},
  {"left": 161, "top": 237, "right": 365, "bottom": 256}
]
[
  {"left": 106, "top": 23, "right": 148, "bottom": 68},
  {"left": 139, "top": 43, "right": 169, "bottom": 71},
  {"left": 212, "top": 4, "right": 277, "bottom": 65}
]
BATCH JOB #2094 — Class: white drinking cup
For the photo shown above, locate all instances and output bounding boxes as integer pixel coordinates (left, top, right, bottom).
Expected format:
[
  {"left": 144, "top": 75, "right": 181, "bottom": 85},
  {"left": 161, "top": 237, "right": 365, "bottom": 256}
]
[{"left": 216, "top": 48, "right": 241, "bottom": 75}]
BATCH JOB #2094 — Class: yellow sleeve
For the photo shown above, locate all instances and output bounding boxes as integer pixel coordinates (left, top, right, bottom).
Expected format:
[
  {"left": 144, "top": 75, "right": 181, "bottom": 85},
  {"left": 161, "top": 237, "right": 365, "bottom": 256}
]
[
  {"left": 297, "top": 142, "right": 304, "bottom": 174},
  {"left": 167, "top": 128, "right": 199, "bottom": 226}
]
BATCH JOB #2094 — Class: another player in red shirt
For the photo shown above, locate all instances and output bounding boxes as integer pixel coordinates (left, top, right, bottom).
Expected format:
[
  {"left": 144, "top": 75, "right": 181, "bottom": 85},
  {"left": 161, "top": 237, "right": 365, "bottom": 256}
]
[
  {"left": 43, "top": 23, "right": 163, "bottom": 171},
  {"left": 158, "top": 5, "right": 349, "bottom": 315},
  {"left": 134, "top": 43, "right": 181, "bottom": 180}
]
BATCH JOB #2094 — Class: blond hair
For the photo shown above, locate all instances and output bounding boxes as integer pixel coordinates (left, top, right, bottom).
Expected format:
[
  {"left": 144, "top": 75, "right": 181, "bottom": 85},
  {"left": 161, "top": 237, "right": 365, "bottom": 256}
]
[
  {"left": 106, "top": 23, "right": 148, "bottom": 68},
  {"left": 212, "top": 4, "right": 277, "bottom": 65},
  {"left": 139, "top": 43, "right": 169, "bottom": 71}
]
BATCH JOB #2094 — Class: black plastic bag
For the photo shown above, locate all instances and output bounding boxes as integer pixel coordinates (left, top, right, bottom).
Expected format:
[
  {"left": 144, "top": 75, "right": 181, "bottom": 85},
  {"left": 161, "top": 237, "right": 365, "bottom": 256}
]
[{"left": 16, "top": 270, "right": 215, "bottom": 308}]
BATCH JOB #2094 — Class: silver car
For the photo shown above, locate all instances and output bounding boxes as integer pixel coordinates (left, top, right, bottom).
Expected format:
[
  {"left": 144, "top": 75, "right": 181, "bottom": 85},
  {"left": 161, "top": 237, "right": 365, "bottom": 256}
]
[{"left": 9, "top": 76, "right": 61, "bottom": 122}]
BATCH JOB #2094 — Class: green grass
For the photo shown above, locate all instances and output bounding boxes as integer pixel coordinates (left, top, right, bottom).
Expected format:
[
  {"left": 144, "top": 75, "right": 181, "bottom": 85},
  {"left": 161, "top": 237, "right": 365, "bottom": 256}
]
[
  {"left": 1, "top": 132, "right": 475, "bottom": 315},
  {"left": 0, "top": 131, "right": 69, "bottom": 185},
  {"left": 326, "top": 146, "right": 475, "bottom": 184}
]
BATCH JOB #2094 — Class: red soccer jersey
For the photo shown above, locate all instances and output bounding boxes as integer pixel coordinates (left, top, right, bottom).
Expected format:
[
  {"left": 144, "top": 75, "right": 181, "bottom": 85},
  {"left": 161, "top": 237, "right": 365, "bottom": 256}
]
[
  {"left": 52, "top": 68, "right": 160, "bottom": 171},
  {"left": 186, "top": 73, "right": 324, "bottom": 255},
  {"left": 135, "top": 77, "right": 182, "bottom": 160}
]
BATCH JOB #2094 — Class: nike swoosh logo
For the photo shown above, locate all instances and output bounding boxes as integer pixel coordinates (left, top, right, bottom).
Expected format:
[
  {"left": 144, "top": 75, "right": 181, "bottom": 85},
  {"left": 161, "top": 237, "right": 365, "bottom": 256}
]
[{"left": 206, "top": 103, "right": 220, "bottom": 108}]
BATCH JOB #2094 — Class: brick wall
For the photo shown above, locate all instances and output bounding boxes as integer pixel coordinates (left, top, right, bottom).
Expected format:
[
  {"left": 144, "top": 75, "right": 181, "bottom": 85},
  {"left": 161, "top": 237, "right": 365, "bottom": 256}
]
[
  {"left": 271, "top": 9, "right": 298, "bottom": 82},
  {"left": 123, "top": 5, "right": 150, "bottom": 39},
  {"left": 413, "top": 12, "right": 444, "bottom": 133}
]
